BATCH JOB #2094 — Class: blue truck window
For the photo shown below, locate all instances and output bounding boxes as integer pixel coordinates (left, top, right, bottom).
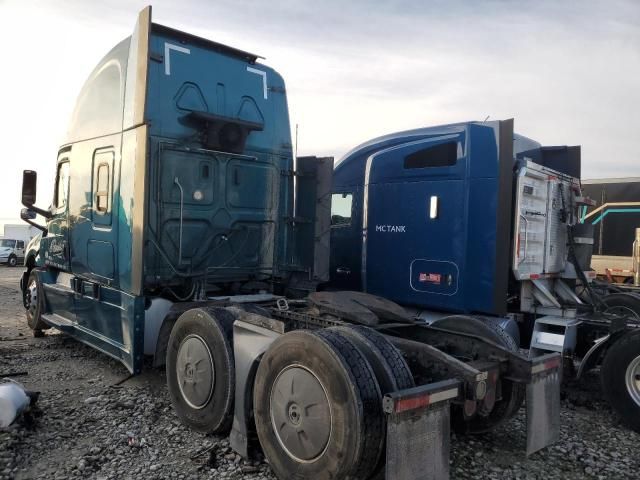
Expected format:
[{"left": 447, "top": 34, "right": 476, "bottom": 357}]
[
  {"left": 331, "top": 193, "right": 352, "bottom": 226},
  {"left": 404, "top": 142, "right": 457, "bottom": 169}
]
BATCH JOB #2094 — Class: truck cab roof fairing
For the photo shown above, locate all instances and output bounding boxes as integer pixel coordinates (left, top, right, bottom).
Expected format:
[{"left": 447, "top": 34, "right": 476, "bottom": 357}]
[
  {"left": 65, "top": 38, "right": 130, "bottom": 144},
  {"left": 152, "top": 23, "right": 262, "bottom": 64},
  {"left": 333, "top": 124, "right": 544, "bottom": 189}
]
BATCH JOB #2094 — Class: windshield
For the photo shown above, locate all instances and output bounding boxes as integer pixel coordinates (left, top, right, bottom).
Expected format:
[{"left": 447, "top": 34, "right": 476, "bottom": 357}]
[{"left": 0, "top": 240, "right": 15, "bottom": 248}]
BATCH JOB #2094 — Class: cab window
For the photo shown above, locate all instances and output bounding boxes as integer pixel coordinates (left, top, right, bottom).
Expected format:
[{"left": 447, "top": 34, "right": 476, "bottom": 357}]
[
  {"left": 331, "top": 193, "right": 353, "bottom": 226},
  {"left": 404, "top": 142, "right": 458, "bottom": 169},
  {"left": 54, "top": 161, "right": 70, "bottom": 209},
  {"left": 96, "top": 163, "right": 110, "bottom": 213},
  {"left": 17, "top": 241, "right": 24, "bottom": 249}
]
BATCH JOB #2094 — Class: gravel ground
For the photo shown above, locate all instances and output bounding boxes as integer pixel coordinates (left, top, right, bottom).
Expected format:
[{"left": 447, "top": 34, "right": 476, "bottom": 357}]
[{"left": 1, "top": 267, "right": 639, "bottom": 479}]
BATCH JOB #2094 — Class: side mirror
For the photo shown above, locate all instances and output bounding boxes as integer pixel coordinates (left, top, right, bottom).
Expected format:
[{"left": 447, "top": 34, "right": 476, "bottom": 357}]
[
  {"left": 20, "top": 208, "right": 36, "bottom": 220},
  {"left": 22, "top": 170, "right": 37, "bottom": 206}
]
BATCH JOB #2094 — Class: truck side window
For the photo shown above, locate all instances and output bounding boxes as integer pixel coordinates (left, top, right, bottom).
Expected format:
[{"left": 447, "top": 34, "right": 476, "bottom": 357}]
[
  {"left": 54, "top": 161, "right": 70, "bottom": 209},
  {"left": 17, "top": 241, "right": 24, "bottom": 249},
  {"left": 404, "top": 142, "right": 457, "bottom": 169},
  {"left": 96, "top": 163, "right": 110, "bottom": 213},
  {"left": 331, "top": 193, "right": 353, "bottom": 226}
]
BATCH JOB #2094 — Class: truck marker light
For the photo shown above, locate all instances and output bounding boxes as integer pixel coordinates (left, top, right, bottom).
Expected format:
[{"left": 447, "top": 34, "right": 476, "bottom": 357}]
[
  {"left": 429, "top": 196, "right": 438, "bottom": 219},
  {"left": 164, "top": 43, "right": 191, "bottom": 75}
]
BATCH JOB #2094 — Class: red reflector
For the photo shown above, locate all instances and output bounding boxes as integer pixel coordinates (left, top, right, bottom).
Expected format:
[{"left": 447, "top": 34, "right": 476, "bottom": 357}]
[
  {"left": 395, "top": 395, "right": 430, "bottom": 413},
  {"left": 544, "top": 357, "right": 561, "bottom": 371},
  {"left": 530, "top": 274, "right": 540, "bottom": 279}
]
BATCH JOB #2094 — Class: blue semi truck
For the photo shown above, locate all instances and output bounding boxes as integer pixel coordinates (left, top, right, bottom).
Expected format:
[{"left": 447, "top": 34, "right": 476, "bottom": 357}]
[
  {"left": 329, "top": 122, "right": 640, "bottom": 433},
  {"left": 18, "top": 7, "right": 563, "bottom": 480}
]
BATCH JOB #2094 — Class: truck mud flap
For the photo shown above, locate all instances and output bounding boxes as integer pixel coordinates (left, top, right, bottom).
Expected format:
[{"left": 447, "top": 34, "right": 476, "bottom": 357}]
[
  {"left": 526, "top": 353, "right": 561, "bottom": 456},
  {"left": 383, "top": 379, "right": 460, "bottom": 480}
]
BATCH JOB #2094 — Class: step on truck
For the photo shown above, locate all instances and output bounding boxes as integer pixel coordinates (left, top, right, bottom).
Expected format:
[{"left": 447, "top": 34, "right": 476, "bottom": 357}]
[
  {"left": 329, "top": 119, "right": 640, "bottom": 433},
  {"left": 18, "top": 7, "right": 561, "bottom": 480}
]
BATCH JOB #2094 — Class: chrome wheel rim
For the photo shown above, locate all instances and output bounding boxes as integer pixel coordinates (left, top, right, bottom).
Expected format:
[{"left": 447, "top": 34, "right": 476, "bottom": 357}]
[
  {"left": 270, "top": 365, "right": 332, "bottom": 463},
  {"left": 176, "top": 334, "right": 215, "bottom": 409},
  {"left": 625, "top": 355, "right": 640, "bottom": 407},
  {"left": 26, "top": 279, "right": 38, "bottom": 318}
]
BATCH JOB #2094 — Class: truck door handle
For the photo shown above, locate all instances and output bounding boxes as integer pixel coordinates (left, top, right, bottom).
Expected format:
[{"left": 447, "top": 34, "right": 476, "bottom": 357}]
[{"left": 336, "top": 267, "right": 351, "bottom": 275}]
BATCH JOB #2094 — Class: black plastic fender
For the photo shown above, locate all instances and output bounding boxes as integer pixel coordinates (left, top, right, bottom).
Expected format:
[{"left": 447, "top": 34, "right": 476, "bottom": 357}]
[{"left": 576, "top": 332, "right": 625, "bottom": 379}]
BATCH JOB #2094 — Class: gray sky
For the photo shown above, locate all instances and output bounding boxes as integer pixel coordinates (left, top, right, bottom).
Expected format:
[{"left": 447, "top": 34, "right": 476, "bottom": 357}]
[{"left": 0, "top": 0, "right": 638, "bottom": 228}]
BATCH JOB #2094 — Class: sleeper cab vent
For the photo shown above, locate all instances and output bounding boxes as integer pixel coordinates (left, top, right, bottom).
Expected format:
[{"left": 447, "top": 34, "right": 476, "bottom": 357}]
[
  {"left": 185, "top": 110, "right": 264, "bottom": 154},
  {"left": 404, "top": 141, "right": 457, "bottom": 169}
]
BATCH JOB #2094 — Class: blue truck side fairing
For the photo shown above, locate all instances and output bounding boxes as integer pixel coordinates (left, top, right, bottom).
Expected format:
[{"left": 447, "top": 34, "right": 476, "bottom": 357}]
[{"left": 331, "top": 120, "right": 517, "bottom": 315}]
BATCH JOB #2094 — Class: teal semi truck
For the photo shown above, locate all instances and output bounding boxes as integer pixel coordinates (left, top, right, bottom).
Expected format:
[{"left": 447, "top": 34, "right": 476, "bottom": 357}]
[{"left": 18, "top": 7, "right": 562, "bottom": 480}]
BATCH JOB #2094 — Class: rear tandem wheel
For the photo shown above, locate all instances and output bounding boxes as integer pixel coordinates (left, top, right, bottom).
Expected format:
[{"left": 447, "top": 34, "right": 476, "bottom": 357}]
[
  {"left": 599, "top": 292, "right": 640, "bottom": 432},
  {"left": 430, "top": 315, "right": 525, "bottom": 433},
  {"left": 602, "top": 292, "right": 640, "bottom": 319},
  {"left": 253, "top": 329, "right": 385, "bottom": 480},
  {"left": 166, "top": 307, "right": 236, "bottom": 434},
  {"left": 330, "top": 325, "right": 415, "bottom": 393}
]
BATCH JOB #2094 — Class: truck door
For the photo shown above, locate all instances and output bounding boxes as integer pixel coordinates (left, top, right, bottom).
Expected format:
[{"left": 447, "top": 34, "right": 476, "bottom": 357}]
[
  {"left": 364, "top": 136, "right": 466, "bottom": 310},
  {"left": 329, "top": 189, "right": 361, "bottom": 289},
  {"left": 40, "top": 153, "right": 75, "bottom": 322},
  {"left": 43, "top": 157, "right": 71, "bottom": 269}
]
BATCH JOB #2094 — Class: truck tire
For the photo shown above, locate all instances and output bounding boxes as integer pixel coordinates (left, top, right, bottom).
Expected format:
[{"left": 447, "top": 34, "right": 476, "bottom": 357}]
[
  {"left": 166, "top": 307, "right": 235, "bottom": 434},
  {"left": 8, "top": 255, "right": 17, "bottom": 267},
  {"left": 254, "top": 329, "right": 384, "bottom": 480},
  {"left": 331, "top": 325, "right": 415, "bottom": 393},
  {"left": 330, "top": 325, "right": 414, "bottom": 479},
  {"left": 600, "top": 329, "right": 640, "bottom": 433},
  {"left": 25, "top": 269, "right": 49, "bottom": 336},
  {"left": 430, "top": 315, "right": 525, "bottom": 433},
  {"left": 603, "top": 293, "right": 640, "bottom": 319}
]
